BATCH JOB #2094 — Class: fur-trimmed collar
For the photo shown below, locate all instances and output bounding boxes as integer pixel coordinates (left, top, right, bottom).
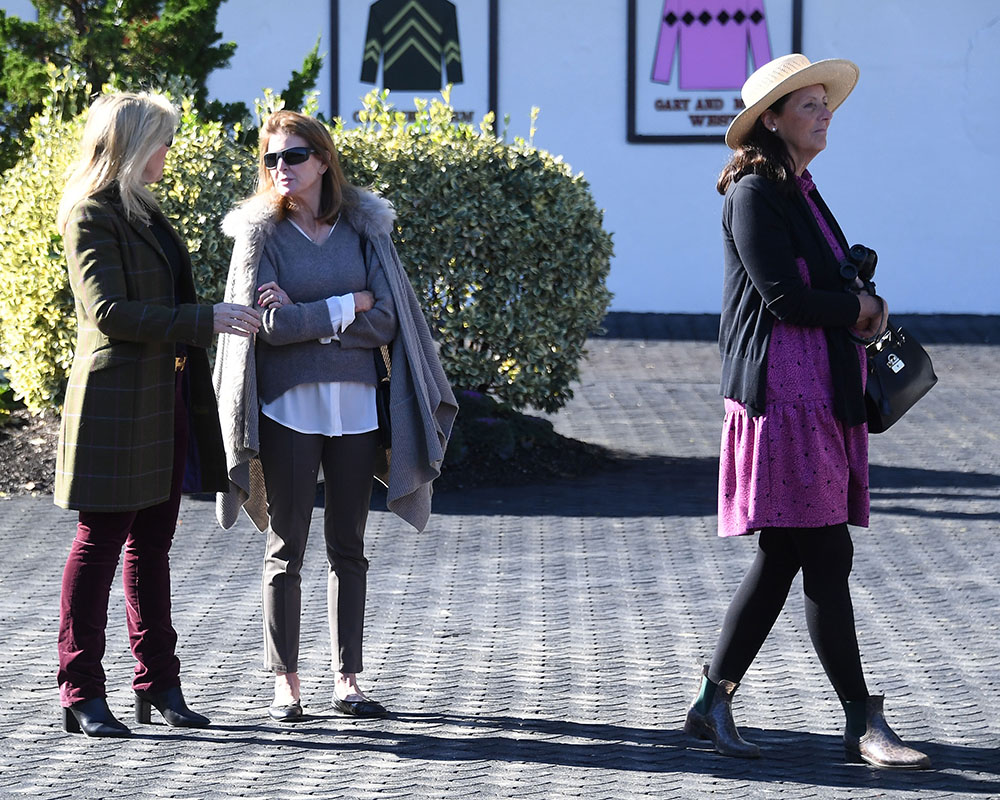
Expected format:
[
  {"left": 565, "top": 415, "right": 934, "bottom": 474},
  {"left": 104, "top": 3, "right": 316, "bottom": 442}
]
[{"left": 222, "top": 185, "right": 396, "bottom": 241}]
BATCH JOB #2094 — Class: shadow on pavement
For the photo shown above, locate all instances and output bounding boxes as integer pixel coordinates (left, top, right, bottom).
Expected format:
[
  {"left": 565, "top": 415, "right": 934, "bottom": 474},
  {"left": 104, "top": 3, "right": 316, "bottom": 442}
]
[
  {"left": 388, "top": 459, "right": 1000, "bottom": 521},
  {"left": 870, "top": 464, "right": 1000, "bottom": 490},
  {"left": 194, "top": 457, "right": 999, "bottom": 522},
  {"left": 870, "top": 463, "right": 1000, "bottom": 520},
  {"left": 411, "top": 454, "right": 719, "bottom": 518},
  {"left": 141, "top": 714, "right": 1000, "bottom": 794}
]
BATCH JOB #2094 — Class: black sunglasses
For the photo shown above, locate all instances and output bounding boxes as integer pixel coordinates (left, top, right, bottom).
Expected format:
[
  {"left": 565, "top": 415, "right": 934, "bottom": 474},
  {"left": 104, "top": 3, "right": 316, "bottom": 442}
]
[{"left": 263, "top": 147, "right": 315, "bottom": 169}]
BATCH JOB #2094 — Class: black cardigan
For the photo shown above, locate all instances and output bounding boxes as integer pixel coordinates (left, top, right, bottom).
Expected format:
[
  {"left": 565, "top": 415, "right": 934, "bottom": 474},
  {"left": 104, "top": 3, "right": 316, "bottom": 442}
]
[{"left": 718, "top": 173, "right": 866, "bottom": 425}]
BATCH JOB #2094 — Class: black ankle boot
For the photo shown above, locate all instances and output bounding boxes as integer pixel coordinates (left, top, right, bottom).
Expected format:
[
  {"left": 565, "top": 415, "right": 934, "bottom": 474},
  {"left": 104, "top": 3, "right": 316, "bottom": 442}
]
[
  {"left": 134, "top": 687, "right": 210, "bottom": 728},
  {"left": 684, "top": 665, "right": 760, "bottom": 758},
  {"left": 62, "top": 698, "right": 131, "bottom": 738}
]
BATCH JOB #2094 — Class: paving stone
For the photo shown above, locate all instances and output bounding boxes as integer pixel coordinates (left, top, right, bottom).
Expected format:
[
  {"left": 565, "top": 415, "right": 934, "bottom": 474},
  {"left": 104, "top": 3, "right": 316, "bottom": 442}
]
[{"left": 1, "top": 318, "right": 998, "bottom": 799}]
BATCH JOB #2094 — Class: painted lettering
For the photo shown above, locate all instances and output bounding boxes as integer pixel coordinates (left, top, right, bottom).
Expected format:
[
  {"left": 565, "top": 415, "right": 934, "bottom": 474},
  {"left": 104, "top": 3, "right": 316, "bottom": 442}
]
[
  {"left": 353, "top": 109, "right": 475, "bottom": 123},
  {"left": 654, "top": 98, "right": 691, "bottom": 111},
  {"left": 688, "top": 114, "right": 738, "bottom": 127}
]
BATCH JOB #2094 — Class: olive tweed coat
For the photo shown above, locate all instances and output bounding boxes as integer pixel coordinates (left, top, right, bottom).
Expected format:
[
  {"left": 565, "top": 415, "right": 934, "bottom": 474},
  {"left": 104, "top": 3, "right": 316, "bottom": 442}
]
[{"left": 55, "top": 185, "right": 227, "bottom": 512}]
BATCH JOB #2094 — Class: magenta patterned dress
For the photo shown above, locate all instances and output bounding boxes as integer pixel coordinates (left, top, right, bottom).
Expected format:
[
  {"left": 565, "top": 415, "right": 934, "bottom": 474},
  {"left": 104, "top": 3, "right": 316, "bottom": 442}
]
[{"left": 717, "top": 173, "right": 870, "bottom": 537}]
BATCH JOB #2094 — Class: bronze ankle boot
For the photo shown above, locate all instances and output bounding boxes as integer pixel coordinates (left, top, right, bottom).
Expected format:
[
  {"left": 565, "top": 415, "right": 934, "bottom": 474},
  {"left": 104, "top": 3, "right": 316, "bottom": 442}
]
[
  {"left": 844, "top": 696, "right": 931, "bottom": 769},
  {"left": 684, "top": 666, "right": 760, "bottom": 758}
]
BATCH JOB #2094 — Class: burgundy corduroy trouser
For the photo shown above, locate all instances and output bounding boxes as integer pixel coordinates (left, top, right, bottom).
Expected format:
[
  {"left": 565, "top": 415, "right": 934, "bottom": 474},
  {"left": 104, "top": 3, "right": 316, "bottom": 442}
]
[{"left": 57, "top": 372, "right": 189, "bottom": 707}]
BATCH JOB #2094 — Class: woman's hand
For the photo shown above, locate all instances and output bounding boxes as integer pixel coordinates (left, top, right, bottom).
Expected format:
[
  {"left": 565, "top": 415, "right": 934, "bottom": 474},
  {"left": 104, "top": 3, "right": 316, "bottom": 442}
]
[
  {"left": 213, "top": 303, "right": 261, "bottom": 337},
  {"left": 258, "top": 281, "right": 291, "bottom": 310},
  {"left": 852, "top": 293, "right": 888, "bottom": 340},
  {"left": 353, "top": 291, "right": 375, "bottom": 313}
]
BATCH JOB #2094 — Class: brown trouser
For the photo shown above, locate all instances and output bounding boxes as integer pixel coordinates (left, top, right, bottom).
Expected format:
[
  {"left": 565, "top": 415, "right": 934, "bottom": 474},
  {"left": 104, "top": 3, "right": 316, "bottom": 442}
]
[{"left": 258, "top": 413, "right": 377, "bottom": 675}]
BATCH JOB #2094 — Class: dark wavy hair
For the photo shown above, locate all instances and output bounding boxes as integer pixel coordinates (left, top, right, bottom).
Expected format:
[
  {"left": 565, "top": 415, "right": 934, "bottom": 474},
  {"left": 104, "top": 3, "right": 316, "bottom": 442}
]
[{"left": 717, "top": 93, "right": 797, "bottom": 195}]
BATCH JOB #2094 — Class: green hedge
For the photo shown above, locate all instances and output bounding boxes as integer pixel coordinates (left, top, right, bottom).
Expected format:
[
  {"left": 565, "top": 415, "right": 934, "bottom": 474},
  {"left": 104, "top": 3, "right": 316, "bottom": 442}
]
[
  {"left": 0, "top": 86, "right": 613, "bottom": 415},
  {"left": 334, "top": 93, "right": 613, "bottom": 412},
  {"left": 0, "top": 82, "right": 81, "bottom": 411}
]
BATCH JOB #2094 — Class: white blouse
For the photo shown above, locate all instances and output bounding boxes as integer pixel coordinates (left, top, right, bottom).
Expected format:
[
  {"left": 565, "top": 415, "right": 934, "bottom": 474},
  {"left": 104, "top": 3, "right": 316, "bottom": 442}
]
[{"left": 259, "top": 220, "right": 378, "bottom": 437}]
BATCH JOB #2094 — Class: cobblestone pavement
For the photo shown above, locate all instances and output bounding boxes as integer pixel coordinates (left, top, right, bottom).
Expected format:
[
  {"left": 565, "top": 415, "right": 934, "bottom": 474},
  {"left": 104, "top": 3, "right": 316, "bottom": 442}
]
[{"left": 1, "top": 319, "right": 998, "bottom": 799}]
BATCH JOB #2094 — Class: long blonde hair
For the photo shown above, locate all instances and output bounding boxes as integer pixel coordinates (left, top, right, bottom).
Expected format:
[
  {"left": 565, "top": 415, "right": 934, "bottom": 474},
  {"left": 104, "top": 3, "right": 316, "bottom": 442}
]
[{"left": 57, "top": 92, "right": 179, "bottom": 234}]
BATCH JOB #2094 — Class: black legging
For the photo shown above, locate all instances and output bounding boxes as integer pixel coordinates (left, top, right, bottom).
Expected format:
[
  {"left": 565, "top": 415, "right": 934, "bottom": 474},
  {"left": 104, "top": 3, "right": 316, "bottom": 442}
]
[{"left": 707, "top": 523, "right": 868, "bottom": 701}]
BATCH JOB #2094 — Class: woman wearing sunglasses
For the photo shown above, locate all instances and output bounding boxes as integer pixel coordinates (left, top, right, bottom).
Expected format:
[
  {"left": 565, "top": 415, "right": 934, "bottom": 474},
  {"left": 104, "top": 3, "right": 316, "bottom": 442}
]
[
  {"left": 215, "top": 110, "right": 456, "bottom": 722},
  {"left": 54, "top": 92, "right": 261, "bottom": 737}
]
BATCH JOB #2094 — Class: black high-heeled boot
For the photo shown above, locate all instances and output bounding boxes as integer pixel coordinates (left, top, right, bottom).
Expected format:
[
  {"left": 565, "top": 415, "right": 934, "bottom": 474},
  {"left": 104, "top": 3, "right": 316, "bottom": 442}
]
[
  {"left": 134, "top": 686, "right": 210, "bottom": 728},
  {"left": 62, "top": 698, "right": 131, "bottom": 738}
]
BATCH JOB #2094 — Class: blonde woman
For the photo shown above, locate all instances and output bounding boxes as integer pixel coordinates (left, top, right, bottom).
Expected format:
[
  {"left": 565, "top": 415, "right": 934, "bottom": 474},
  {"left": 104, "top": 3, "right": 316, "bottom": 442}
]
[{"left": 55, "top": 92, "right": 260, "bottom": 737}]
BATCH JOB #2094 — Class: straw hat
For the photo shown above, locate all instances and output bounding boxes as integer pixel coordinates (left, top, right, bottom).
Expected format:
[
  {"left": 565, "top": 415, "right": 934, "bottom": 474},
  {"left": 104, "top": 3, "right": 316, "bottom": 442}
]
[{"left": 725, "top": 54, "right": 859, "bottom": 149}]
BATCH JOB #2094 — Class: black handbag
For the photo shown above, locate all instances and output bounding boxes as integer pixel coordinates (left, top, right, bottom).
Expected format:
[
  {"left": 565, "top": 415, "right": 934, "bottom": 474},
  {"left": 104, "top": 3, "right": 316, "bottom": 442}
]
[
  {"left": 864, "top": 324, "right": 937, "bottom": 433},
  {"left": 374, "top": 344, "right": 392, "bottom": 448}
]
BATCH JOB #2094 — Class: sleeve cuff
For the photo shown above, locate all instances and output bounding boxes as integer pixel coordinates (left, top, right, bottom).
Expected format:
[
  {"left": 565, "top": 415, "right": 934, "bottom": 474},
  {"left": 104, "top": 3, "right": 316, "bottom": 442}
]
[
  {"left": 321, "top": 296, "right": 339, "bottom": 344},
  {"left": 321, "top": 294, "right": 356, "bottom": 343},
  {"left": 338, "top": 293, "right": 356, "bottom": 331}
]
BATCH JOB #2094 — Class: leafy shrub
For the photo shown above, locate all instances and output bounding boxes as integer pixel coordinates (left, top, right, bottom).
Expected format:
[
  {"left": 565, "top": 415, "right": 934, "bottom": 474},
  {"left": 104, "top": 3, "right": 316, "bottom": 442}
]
[
  {"left": 0, "top": 83, "right": 612, "bottom": 417},
  {"left": 157, "top": 97, "right": 257, "bottom": 304},
  {"left": 0, "top": 71, "right": 82, "bottom": 411},
  {"left": 437, "top": 388, "right": 609, "bottom": 488},
  {"left": 334, "top": 91, "right": 613, "bottom": 412},
  {"left": 0, "top": 369, "right": 23, "bottom": 426},
  {"left": 0, "top": 71, "right": 256, "bottom": 412},
  {"left": 448, "top": 389, "right": 554, "bottom": 463}
]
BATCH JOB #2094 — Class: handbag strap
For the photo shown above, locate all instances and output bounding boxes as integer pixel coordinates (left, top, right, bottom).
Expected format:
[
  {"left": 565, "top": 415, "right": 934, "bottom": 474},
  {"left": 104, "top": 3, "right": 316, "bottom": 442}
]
[
  {"left": 379, "top": 344, "right": 392, "bottom": 379},
  {"left": 865, "top": 325, "right": 899, "bottom": 417},
  {"left": 867, "top": 352, "right": 891, "bottom": 416}
]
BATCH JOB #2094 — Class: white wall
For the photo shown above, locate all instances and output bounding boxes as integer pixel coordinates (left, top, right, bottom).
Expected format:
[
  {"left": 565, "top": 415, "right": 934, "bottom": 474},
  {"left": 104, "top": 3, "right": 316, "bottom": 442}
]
[
  {"left": 804, "top": 2, "right": 1000, "bottom": 315},
  {"left": 497, "top": 1, "right": 724, "bottom": 313},
  {"left": 205, "top": 0, "right": 331, "bottom": 117},
  {"left": 495, "top": 0, "right": 1000, "bottom": 314},
  {"left": 4, "top": 0, "right": 997, "bottom": 313}
]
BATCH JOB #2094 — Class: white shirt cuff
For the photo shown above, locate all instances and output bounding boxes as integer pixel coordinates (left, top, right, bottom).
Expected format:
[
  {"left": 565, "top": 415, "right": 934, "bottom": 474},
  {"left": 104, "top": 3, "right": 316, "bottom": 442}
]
[
  {"left": 320, "top": 293, "right": 356, "bottom": 344},
  {"left": 338, "top": 293, "right": 357, "bottom": 330}
]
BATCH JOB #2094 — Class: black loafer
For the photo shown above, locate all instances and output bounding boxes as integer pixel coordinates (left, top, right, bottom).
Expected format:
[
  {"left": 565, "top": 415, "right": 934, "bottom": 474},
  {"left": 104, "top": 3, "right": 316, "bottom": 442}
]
[
  {"left": 63, "top": 698, "right": 131, "bottom": 738},
  {"left": 268, "top": 702, "right": 304, "bottom": 722},
  {"left": 333, "top": 697, "right": 387, "bottom": 718}
]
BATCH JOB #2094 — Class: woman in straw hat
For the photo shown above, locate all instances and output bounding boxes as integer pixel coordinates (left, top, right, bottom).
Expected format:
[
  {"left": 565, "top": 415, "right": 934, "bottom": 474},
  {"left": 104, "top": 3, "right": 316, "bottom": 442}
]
[{"left": 683, "top": 54, "right": 930, "bottom": 769}]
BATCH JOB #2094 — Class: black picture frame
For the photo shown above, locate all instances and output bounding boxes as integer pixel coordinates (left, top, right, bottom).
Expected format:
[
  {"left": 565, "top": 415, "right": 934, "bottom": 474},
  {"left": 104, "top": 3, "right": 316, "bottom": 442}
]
[
  {"left": 329, "top": 0, "right": 499, "bottom": 122},
  {"left": 627, "top": 0, "right": 802, "bottom": 144}
]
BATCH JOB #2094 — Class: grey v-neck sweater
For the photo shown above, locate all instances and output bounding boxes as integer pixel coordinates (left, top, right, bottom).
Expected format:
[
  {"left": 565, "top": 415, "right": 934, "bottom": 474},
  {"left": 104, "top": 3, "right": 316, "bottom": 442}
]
[{"left": 255, "top": 217, "right": 397, "bottom": 403}]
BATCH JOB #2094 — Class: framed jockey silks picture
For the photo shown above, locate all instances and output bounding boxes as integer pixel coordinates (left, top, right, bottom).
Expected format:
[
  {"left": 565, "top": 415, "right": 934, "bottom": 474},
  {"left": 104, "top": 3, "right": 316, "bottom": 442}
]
[
  {"left": 330, "top": 0, "right": 498, "bottom": 128},
  {"left": 627, "top": 0, "right": 802, "bottom": 143}
]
